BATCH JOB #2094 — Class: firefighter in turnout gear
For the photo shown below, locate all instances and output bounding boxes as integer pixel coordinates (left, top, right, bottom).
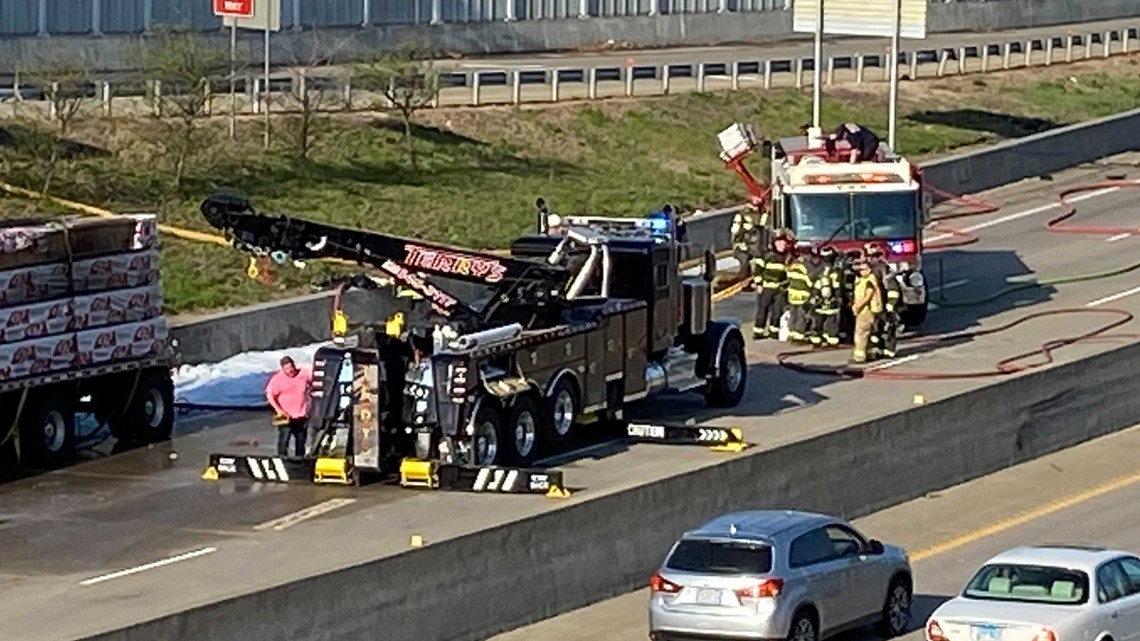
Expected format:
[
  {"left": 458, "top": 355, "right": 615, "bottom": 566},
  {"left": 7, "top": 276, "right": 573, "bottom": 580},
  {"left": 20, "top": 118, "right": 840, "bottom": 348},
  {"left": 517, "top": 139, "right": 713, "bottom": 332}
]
[
  {"left": 811, "top": 246, "right": 844, "bottom": 347},
  {"left": 851, "top": 258, "right": 883, "bottom": 364},
  {"left": 731, "top": 204, "right": 765, "bottom": 282},
  {"left": 785, "top": 251, "right": 814, "bottom": 343},
  {"left": 751, "top": 229, "right": 794, "bottom": 340},
  {"left": 801, "top": 247, "right": 830, "bottom": 345},
  {"left": 864, "top": 243, "right": 902, "bottom": 359}
]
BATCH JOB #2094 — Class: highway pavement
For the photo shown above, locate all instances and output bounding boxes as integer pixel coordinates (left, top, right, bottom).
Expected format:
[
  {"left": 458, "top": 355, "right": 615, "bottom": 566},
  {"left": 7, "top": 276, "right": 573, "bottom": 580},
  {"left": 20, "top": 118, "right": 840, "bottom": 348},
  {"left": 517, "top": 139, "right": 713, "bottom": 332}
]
[
  {"left": 2, "top": 153, "right": 1140, "bottom": 639},
  {"left": 493, "top": 418, "right": 1140, "bottom": 640}
]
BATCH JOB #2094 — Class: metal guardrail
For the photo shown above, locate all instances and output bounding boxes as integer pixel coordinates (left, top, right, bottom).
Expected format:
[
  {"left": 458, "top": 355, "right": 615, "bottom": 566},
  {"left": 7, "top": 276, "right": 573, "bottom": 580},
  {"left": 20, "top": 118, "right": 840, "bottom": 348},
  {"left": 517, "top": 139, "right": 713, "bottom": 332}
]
[{"left": 1, "top": 23, "right": 1138, "bottom": 115}]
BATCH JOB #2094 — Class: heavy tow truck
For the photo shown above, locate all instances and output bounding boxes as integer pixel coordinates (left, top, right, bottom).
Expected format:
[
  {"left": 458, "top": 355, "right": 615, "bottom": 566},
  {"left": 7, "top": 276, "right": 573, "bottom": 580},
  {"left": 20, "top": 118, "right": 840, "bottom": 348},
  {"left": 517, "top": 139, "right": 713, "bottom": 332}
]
[
  {"left": 718, "top": 123, "right": 931, "bottom": 328},
  {"left": 198, "top": 194, "right": 748, "bottom": 490}
]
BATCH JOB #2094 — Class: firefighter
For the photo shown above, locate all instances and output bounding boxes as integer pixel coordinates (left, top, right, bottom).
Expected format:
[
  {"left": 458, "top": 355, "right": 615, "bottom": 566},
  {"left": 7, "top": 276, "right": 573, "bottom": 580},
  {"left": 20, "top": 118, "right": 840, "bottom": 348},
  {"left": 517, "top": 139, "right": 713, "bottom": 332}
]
[
  {"left": 865, "top": 242, "right": 902, "bottom": 359},
  {"left": 850, "top": 258, "right": 883, "bottom": 364},
  {"left": 750, "top": 229, "right": 794, "bottom": 340},
  {"left": 828, "top": 123, "right": 882, "bottom": 163},
  {"left": 785, "top": 248, "right": 814, "bottom": 344},
  {"left": 801, "top": 246, "right": 830, "bottom": 346},
  {"left": 730, "top": 204, "right": 764, "bottom": 282},
  {"left": 813, "top": 246, "right": 844, "bottom": 347}
]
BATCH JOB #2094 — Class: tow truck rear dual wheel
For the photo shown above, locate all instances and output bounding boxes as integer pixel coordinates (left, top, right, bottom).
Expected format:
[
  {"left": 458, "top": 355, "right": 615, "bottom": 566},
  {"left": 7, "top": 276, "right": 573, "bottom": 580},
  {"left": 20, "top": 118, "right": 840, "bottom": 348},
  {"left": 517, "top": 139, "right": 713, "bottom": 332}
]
[
  {"left": 472, "top": 404, "right": 503, "bottom": 466},
  {"left": 504, "top": 394, "right": 541, "bottom": 467}
]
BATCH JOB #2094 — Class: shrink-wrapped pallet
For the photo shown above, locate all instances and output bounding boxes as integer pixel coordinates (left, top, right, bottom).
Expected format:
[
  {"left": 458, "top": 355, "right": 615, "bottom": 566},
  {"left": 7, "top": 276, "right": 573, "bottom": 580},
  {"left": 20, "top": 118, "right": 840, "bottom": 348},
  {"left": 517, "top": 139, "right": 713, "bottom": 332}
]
[
  {"left": 0, "top": 214, "right": 158, "bottom": 271},
  {"left": 0, "top": 333, "right": 78, "bottom": 380},
  {"left": 74, "top": 317, "right": 169, "bottom": 367},
  {"left": 72, "top": 249, "right": 160, "bottom": 293},
  {"left": 0, "top": 298, "right": 73, "bottom": 344},
  {"left": 0, "top": 262, "right": 70, "bottom": 307},
  {"left": 69, "top": 284, "right": 164, "bottom": 331}
]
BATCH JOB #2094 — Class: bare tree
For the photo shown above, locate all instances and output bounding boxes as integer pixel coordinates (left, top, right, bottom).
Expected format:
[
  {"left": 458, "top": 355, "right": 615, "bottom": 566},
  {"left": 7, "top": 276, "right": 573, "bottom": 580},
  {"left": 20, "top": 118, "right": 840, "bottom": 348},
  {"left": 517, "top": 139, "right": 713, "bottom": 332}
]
[
  {"left": 13, "top": 58, "right": 96, "bottom": 195},
  {"left": 352, "top": 43, "right": 441, "bottom": 165},
  {"left": 279, "top": 28, "right": 360, "bottom": 160},
  {"left": 129, "top": 26, "right": 229, "bottom": 191}
]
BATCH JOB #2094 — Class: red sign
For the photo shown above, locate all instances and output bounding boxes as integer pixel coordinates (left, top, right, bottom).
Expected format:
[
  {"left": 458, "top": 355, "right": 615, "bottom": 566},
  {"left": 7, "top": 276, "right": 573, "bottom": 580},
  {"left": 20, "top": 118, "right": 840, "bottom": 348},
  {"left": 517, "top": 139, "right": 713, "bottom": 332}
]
[
  {"left": 403, "top": 244, "right": 507, "bottom": 284},
  {"left": 213, "top": 0, "right": 254, "bottom": 17}
]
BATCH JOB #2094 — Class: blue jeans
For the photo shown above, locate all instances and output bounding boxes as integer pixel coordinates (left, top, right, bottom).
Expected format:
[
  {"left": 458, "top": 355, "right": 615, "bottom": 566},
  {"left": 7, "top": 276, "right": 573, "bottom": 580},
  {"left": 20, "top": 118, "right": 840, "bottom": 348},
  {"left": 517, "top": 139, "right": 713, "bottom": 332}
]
[{"left": 276, "top": 418, "right": 307, "bottom": 457}]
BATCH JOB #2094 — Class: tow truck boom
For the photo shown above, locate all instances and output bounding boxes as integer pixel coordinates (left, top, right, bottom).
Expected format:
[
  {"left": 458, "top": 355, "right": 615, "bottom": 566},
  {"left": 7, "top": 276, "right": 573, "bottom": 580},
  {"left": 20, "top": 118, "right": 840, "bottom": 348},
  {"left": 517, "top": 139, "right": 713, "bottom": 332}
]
[{"left": 199, "top": 192, "right": 572, "bottom": 331}]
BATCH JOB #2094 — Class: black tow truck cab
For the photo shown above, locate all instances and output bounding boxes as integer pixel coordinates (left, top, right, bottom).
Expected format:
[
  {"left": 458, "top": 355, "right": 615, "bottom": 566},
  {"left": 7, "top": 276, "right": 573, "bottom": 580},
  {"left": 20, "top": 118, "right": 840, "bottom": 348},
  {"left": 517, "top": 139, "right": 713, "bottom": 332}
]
[{"left": 199, "top": 195, "right": 747, "bottom": 487}]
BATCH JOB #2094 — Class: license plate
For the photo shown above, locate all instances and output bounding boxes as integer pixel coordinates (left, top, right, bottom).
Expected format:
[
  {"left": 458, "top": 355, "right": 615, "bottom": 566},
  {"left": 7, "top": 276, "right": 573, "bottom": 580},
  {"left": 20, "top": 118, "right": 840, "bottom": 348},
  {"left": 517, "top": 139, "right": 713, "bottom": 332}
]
[
  {"left": 972, "top": 624, "right": 1002, "bottom": 641},
  {"left": 696, "top": 588, "right": 722, "bottom": 605}
]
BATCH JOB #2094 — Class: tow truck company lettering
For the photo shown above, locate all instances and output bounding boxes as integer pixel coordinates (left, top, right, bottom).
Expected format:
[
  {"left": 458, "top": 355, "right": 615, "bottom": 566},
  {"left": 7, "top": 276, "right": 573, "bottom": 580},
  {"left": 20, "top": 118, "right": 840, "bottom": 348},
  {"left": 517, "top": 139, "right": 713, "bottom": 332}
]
[
  {"left": 380, "top": 260, "right": 459, "bottom": 313},
  {"left": 403, "top": 245, "right": 507, "bottom": 284}
]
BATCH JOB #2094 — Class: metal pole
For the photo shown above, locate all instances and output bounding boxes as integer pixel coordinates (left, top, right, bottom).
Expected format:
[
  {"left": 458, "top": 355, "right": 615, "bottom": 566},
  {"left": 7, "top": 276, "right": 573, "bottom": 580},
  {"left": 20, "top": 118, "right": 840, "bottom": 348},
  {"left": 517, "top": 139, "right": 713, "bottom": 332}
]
[
  {"left": 229, "top": 22, "right": 237, "bottom": 140},
  {"left": 263, "top": 26, "right": 270, "bottom": 149},
  {"left": 887, "top": 0, "right": 901, "bottom": 149},
  {"left": 812, "top": 0, "right": 823, "bottom": 128}
]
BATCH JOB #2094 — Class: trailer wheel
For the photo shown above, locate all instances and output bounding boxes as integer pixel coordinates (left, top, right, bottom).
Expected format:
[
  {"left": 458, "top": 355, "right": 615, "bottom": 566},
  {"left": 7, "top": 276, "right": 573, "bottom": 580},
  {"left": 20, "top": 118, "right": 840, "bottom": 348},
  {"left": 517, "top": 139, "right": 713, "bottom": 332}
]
[
  {"left": 24, "top": 392, "right": 77, "bottom": 467},
  {"left": 111, "top": 370, "right": 175, "bottom": 444},
  {"left": 543, "top": 377, "right": 579, "bottom": 450},
  {"left": 705, "top": 331, "right": 747, "bottom": 408},
  {"left": 504, "top": 394, "right": 541, "bottom": 466},
  {"left": 472, "top": 403, "right": 504, "bottom": 466}
]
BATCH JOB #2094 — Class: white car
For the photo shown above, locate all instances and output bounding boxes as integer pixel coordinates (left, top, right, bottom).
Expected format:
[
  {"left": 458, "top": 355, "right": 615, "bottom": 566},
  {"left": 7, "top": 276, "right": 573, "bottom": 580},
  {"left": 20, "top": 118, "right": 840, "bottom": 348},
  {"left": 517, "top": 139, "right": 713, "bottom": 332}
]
[{"left": 926, "top": 545, "right": 1140, "bottom": 641}]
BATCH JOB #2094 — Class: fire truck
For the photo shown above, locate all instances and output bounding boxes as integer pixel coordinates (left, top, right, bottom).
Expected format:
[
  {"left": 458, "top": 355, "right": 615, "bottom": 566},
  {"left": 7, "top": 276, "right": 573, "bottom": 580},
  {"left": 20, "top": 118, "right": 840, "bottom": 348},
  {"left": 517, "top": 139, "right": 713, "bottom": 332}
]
[{"left": 718, "top": 123, "right": 931, "bottom": 329}]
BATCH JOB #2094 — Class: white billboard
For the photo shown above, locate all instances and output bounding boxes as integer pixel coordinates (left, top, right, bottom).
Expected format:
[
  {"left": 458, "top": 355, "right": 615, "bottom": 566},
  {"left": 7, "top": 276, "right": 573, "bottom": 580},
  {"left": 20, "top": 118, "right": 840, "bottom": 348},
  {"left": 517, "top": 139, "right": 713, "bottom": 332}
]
[
  {"left": 222, "top": 0, "right": 281, "bottom": 32},
  {"left": 793, "top": 0, "right": 928, "bottom": 40}
]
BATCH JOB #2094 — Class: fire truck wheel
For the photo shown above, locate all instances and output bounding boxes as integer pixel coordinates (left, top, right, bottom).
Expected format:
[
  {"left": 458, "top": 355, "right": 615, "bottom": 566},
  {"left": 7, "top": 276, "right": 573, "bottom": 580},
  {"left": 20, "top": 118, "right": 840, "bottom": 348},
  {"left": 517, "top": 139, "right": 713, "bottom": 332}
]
[
  {"left": 900, "top": 301, "right": 928, "bottom": 329},
  {"left": 504, "top": 394, "right": 541, "bottom": 467},
  {"left": 23, "top": 391, "right": 77, "bottom": 468},
  {"left": 705, "top": 331, "right": 747, "bottom": 408},
  {"left": 543, "top": 377, "right": 579, "bottom": 450}
]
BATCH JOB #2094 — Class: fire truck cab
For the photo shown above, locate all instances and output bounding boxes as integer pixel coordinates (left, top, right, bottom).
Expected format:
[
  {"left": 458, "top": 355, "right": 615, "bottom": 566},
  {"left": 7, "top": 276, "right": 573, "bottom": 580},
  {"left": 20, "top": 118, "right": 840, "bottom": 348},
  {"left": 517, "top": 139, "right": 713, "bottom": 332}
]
[{"left": 765, "top": 131, "right": 931, "bottom": 328}]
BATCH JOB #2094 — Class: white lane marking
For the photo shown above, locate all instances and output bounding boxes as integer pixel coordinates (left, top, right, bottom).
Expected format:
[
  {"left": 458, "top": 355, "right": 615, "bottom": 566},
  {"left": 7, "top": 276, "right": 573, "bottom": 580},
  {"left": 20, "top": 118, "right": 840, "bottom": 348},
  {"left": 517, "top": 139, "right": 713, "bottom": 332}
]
[
  {"left": 79, "top": 547, "right": 217, "bottom": 586},
  {"left": 253, "top": 498, "right": 357, "bottom": 532},
  {"left": 925, "top": 187, "right": 1121, "bottom": 243},
  {"left": 865, "top": 354, "right": 920, "bottom": 371},
  {"left": 1086, "top": 285, "right": 1140, "bottom": 308},
  {"left": 1106, "top": 233, "right": 1132, "bottom": 242},
  {"left": 929, "top": 278, "right": 968, "bottom": 293}
]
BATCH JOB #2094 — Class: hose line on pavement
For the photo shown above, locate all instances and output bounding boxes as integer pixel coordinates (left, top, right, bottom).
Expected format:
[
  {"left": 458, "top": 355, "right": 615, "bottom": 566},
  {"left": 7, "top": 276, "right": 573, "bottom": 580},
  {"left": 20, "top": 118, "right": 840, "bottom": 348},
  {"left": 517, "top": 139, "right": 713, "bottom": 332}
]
[{"left": 776, "top": 178, "right": 1140, "bottom": 380}]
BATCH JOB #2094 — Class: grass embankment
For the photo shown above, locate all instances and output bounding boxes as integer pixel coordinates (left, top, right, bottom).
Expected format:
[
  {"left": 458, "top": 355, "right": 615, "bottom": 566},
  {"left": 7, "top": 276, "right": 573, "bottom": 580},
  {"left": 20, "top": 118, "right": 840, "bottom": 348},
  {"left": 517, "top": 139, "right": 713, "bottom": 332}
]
[{"left": 1, "top": 56, "right": 1139, "bottom": 315}]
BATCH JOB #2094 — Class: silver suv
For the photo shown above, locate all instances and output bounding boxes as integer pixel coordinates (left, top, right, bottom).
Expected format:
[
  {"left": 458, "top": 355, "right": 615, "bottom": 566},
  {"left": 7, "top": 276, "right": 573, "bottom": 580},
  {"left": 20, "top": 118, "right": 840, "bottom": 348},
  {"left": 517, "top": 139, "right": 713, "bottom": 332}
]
[{"left": 648, "top": 510, "right": 913, "bottom": 641}]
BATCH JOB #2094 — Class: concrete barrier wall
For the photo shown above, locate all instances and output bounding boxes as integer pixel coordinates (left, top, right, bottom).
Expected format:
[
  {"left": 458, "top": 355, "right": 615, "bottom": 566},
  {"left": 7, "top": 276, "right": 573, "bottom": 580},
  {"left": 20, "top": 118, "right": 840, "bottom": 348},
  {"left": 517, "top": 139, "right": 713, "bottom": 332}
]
[
  {"left": 170, "top": 106, "right": 1140, "bottom": 363},
  {"left": 82, "top": 323, "right": 1140, "bottom": 641},
  {"left": 2, "top": 0, "right": 1137, "bottom": 75}
]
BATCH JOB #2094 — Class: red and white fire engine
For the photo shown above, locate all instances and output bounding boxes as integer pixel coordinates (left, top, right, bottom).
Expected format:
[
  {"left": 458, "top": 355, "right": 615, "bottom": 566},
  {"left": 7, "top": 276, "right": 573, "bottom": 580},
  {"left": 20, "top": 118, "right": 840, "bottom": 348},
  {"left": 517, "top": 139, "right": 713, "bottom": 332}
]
[{"left": 717, "top": 123, "right": 931, "bottom": 329}]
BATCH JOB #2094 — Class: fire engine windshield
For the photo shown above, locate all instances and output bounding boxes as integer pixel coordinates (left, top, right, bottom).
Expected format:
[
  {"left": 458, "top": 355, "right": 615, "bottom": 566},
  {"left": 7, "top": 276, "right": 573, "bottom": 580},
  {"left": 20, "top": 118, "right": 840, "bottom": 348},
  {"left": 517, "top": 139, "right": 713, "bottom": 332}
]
[{"left": 789, "top": 191, "right": 919, "bottom": 242}]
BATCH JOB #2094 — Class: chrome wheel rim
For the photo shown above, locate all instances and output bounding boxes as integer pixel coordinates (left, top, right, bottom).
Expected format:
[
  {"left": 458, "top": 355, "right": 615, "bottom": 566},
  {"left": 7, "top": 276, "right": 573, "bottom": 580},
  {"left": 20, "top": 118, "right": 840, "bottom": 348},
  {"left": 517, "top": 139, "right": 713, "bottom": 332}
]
[
  {"left": 144, "top": 388, "right": 166, "bottom": 429},
  {"left": 475, "top": 420, "right": 499, "bottom": 464},
  {"left": 552, "top": 389, "right": 575, "bottom": 437},
  {"left": 41, "top": 410, "right": 67, "bottom": 453},
  {"left": 514, "top": 410, "right": 537, "bottom": 458},
  {"left": 888, "top": 585, "right": 911, "bottom": 632},
  {"left": 724, "top": 350, "right": 743, "bottom": 392},
  {"left": 792, "top": 617, "right": 815, "bottom": 641}
]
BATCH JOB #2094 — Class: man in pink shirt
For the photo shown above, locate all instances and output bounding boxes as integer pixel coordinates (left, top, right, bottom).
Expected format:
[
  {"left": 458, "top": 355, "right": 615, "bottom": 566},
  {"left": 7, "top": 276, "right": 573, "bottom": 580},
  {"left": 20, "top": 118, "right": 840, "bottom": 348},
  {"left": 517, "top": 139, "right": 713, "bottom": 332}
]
[{"left": 265, "top": 355, "right": 313, "bottom": 457}]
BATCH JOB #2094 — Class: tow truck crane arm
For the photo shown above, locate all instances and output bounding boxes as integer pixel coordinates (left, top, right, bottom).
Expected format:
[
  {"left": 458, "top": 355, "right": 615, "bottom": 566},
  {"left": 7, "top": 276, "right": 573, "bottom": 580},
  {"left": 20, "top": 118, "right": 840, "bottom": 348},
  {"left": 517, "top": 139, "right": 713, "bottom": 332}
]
[{"left": 199, "top": 192, "right": 572, "bottom": 330}]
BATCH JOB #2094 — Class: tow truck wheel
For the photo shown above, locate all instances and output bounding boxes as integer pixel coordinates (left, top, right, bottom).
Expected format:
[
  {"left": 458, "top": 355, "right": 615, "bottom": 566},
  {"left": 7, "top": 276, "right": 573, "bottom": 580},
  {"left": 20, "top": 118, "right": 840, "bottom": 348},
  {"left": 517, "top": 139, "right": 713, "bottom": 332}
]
[
  {"left": 472, "top": 404, "right": 503, "bottom": 466},
  {"left": 504, "top": 394, "right": 541, "bottom": 467},
  {"left": 705, "top": 331, "right": 747, "bottom": 408},
  {"left": 23, "top": 392, "right": 77, "bottom": 468},
  {"left": 543, "top": 377, "right": 579, "bottom": 450}
]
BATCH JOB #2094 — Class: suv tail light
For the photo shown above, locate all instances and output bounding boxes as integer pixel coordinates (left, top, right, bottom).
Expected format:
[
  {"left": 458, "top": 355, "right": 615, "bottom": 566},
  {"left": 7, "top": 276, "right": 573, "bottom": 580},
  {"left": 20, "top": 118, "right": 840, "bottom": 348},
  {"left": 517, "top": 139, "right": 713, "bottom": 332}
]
[
  {"left": 1032, "top": 627, "right": 1058, "bottom": 641},
  {"left": 735, "top": 578, "right": 783, "bottom": 599},
  {"left": 650, "top": 573, "right": 682, "bottom": 594},
  {"left": 926, "top": 619, "right": 948, "bottom": 641}
]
